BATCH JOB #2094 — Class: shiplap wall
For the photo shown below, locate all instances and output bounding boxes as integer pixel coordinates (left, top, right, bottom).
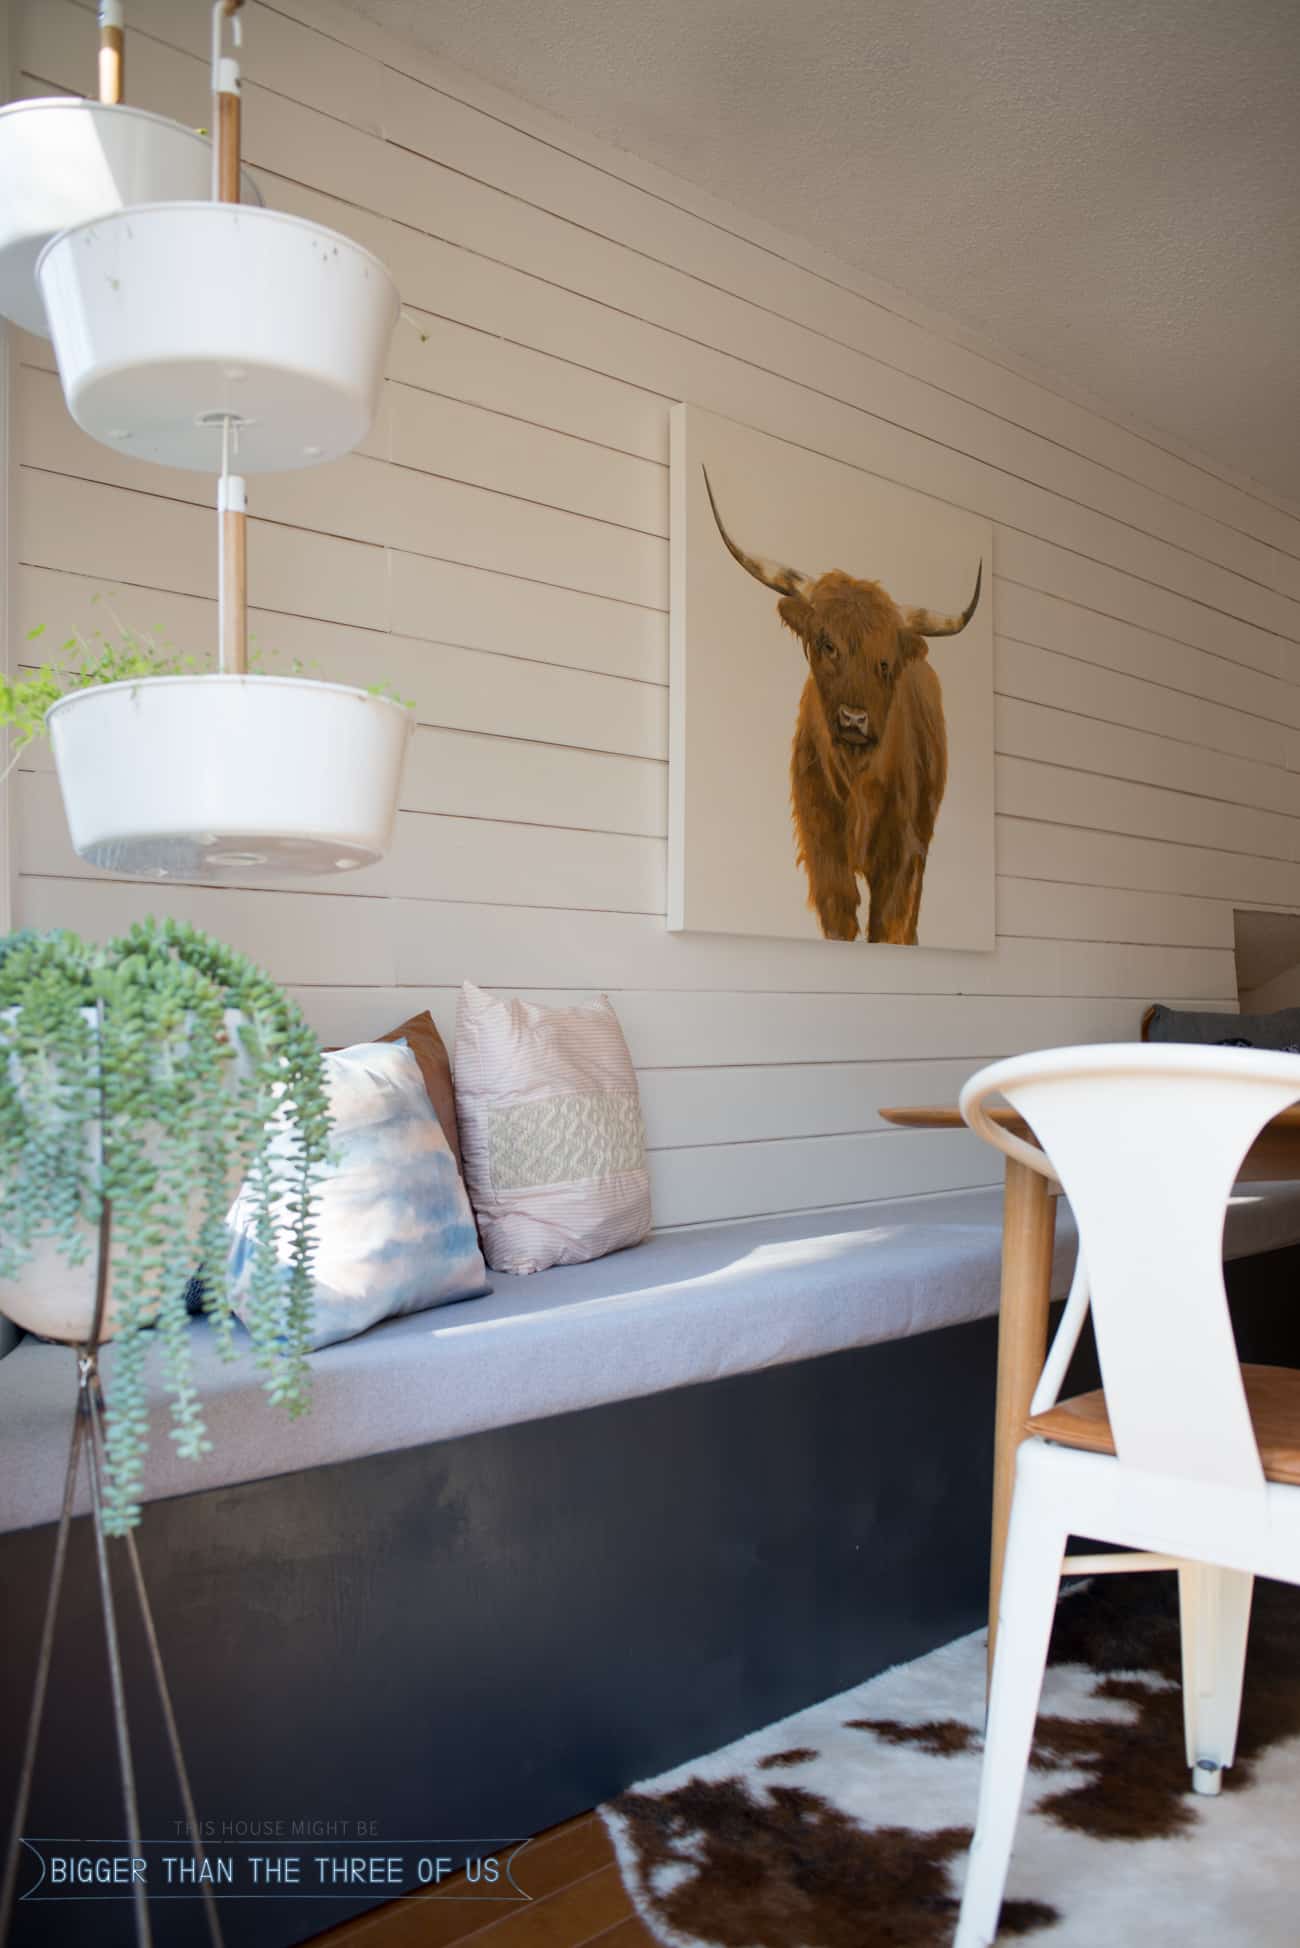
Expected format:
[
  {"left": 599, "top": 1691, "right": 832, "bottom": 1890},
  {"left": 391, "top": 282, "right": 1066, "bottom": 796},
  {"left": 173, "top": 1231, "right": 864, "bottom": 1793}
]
[{"left": 8, "top": 0, "right": 1300, "bottom": 1229}]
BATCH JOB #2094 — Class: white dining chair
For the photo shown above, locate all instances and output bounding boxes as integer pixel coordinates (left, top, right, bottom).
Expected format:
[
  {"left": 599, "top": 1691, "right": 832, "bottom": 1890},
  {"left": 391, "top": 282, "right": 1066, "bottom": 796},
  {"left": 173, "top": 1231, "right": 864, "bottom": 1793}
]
[{"left": 953, "top": 1042, "right": 1300, "bottom": 1948}]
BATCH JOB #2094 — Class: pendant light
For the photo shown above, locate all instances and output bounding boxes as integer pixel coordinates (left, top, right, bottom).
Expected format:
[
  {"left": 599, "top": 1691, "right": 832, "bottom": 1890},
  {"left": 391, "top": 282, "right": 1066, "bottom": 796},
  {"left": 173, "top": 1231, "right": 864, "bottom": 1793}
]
[{"left": 32, "top": 2, "right": 411, "bottom": 881}]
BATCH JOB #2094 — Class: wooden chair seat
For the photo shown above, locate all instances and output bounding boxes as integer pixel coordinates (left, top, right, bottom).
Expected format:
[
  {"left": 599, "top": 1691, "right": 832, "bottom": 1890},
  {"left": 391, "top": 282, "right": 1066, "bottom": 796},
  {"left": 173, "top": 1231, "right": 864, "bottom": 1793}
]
[{"left": 1027, "top": 1364, "right": 1300, "bottom": 1487}]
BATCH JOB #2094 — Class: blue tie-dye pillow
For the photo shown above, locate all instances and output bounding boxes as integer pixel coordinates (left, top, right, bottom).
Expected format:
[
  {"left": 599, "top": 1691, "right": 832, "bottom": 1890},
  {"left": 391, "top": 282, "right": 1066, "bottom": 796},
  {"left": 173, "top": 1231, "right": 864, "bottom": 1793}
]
[{"left": 228, "top": 1040, "right": 489, "bottom": 1351}]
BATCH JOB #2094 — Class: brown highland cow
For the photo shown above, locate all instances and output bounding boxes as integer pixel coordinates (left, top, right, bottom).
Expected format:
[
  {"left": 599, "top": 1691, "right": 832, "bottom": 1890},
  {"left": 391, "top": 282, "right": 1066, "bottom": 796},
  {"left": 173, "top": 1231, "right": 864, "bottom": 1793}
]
[{"left": 704, "top": 469, "right": 981, "bottom": 945}]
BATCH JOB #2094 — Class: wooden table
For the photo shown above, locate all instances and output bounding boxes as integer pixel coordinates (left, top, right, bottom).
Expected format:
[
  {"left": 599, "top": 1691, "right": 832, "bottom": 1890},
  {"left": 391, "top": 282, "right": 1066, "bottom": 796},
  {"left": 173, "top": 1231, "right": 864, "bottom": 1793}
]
[{"left": 880, "top": 1100, "right": 1300, "bottom": 1671}]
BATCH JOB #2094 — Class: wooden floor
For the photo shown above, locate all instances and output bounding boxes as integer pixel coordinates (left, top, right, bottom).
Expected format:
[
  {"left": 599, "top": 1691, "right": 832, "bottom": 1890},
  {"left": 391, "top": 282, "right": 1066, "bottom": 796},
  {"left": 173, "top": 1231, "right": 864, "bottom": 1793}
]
[{"left": 306, "top": 1811, "right": 656, "bottom": 1947}]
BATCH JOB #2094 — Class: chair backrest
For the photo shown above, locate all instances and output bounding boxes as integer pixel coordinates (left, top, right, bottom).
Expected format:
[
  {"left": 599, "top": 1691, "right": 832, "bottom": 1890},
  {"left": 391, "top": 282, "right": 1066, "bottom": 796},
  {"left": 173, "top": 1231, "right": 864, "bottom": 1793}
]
[{"left": 961, "top": 1044, "right": 1300, "bottom": 1494}]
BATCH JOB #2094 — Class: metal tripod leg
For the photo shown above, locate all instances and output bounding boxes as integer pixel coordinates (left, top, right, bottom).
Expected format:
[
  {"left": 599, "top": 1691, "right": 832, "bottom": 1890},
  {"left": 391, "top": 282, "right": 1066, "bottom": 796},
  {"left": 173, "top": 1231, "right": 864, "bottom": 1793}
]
[
  {"left": 81, "top": 1357, "right": 153, "bottom": 1948},
  {"left": 0, "top": 1393, "right": 86, "bottom": 1942},
  {"left": 87, "top": 1378, "right": 225, "bottom": 1948}
]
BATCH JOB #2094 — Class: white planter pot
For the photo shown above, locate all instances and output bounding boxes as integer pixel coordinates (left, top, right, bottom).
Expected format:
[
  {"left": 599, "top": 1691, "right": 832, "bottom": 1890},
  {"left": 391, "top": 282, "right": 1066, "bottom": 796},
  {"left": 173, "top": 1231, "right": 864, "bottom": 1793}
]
[
  {"left": 0, "top": 99, "right": 260, "bottom": 338},
  {"left": 0, "top": 1009, "right": 251, "bottom": 1343},
  {"left": 48, "top": 674, "right": 411, "bottom": 879},
  {"left": 38, "top": 203, "right": 399, "bottom": 471},
  {"left": 3, "top": 1235, "right": 105, "bottom": 1346}
]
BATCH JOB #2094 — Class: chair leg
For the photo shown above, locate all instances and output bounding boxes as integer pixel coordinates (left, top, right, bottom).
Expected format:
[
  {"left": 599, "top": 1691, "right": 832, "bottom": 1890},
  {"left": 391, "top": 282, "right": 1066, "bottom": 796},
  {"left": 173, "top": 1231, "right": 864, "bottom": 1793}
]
[
  {"left": 954, "top": 1487, "right": 1064, "bottom": 1948},
  {"left": 1178, "top": 1563, "right": 1253, "bottom": 1796}
]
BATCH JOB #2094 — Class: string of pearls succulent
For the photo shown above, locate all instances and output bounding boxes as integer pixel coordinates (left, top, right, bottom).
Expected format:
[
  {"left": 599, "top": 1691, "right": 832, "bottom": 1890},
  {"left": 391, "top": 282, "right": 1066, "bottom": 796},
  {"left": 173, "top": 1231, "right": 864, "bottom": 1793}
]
[{"left": 0, "top": 919, "right": 332, "bottom": 1532}]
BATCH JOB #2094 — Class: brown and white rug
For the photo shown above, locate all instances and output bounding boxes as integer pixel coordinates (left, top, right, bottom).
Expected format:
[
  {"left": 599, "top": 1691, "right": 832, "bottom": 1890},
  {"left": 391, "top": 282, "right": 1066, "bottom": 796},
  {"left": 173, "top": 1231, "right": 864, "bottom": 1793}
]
[{"left": 602, "top": 1575, "right": 1300, "bottom": 1946}]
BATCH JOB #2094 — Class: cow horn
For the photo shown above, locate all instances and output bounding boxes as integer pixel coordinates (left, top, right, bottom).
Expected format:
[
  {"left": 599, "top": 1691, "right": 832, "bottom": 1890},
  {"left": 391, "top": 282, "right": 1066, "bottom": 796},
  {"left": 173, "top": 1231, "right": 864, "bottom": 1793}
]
[
  {"left": 901, "top": 561, "right": 983, "bottom": 637},
  {"left": 702, "top": 467, "right": 813, "bottom": 598}
]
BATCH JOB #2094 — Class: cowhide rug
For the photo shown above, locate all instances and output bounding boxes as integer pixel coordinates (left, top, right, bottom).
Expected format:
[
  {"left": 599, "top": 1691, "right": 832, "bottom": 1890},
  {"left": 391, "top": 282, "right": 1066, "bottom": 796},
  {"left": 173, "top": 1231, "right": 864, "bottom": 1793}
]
[{"left": 602, "top": 1574, "right": 1300, "bottom": 1946}]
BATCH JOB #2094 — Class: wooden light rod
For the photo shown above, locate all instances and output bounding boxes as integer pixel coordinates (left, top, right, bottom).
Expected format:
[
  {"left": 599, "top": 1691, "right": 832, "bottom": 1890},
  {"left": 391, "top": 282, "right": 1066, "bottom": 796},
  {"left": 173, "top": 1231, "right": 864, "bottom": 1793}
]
[
  {"left": 98, "top": 1, "right": 125, "bottom": 105},
  {"left": 213, "top": 0, "right": 247, "bottom": 676}
]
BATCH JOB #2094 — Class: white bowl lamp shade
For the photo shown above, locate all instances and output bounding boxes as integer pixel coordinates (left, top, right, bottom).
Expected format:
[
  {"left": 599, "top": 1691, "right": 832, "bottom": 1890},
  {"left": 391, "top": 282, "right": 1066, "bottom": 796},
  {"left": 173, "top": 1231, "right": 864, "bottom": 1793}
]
[
  {"left": 47, "top": 676, "right": 413, "bottom": 880},
  {"left": 37, "top": 203, "right": 400, "bottom": 472},
  {"left": 0, "top": 99, "right": 261, "bottom": 338}
]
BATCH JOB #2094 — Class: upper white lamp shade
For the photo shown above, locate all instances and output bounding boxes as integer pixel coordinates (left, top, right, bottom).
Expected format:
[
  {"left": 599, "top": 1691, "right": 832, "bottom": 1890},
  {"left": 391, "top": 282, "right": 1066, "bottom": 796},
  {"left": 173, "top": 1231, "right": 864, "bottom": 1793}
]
[{"left": 0, "top": 99, "right": 261, "bottom": 338}]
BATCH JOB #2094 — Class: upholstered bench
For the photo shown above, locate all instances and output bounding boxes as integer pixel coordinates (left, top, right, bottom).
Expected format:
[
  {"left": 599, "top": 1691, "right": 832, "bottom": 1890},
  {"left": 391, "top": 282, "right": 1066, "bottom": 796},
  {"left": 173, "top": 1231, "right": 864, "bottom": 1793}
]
[
  {"left": 5, "top": 1185, "right": 1300, "bottom": 1948},
  {"left": 7, "top": 1183, "right": 1300, "bottom": 1533}
]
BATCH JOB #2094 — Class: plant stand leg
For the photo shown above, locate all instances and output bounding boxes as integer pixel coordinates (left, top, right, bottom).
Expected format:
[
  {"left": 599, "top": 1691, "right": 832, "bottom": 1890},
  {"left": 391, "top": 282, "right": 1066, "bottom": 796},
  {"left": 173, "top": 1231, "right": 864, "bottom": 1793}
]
[
  {"left": 81, "top": 1357, "right": 154, "bottom": 1948},
  {"left": 87, "top": 1377, "right": 226, "bottom": 1948},
  {"left": 3, "top": 1136, "right": 221, "bottom": 1947},
  {"left": 0, "top": 1393, "right": 86, "bottom": 1943}
]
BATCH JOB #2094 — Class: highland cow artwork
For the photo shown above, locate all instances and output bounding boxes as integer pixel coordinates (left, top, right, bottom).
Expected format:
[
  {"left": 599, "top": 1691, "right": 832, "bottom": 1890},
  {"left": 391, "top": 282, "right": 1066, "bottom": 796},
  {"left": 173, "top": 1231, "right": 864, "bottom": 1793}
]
[{"left": 668, "top": 407, "right": 995, "bottom": 950}]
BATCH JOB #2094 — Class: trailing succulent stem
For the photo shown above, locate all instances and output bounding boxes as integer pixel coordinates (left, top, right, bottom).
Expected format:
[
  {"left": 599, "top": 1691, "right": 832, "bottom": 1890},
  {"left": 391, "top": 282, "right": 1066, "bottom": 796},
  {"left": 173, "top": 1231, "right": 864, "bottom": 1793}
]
[{"left": 0, "top": 920, "right": 331, "bottom": 1532}]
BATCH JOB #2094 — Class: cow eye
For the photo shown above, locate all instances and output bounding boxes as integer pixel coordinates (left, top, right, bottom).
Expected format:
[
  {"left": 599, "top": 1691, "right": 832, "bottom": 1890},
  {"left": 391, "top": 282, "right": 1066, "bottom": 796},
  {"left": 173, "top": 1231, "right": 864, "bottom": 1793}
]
[
  {"left": 879, "top": 659, "right": 892, "bottom": 681},
  {"left": 815, "top": 632, "right": 838, "bottom": 661}
]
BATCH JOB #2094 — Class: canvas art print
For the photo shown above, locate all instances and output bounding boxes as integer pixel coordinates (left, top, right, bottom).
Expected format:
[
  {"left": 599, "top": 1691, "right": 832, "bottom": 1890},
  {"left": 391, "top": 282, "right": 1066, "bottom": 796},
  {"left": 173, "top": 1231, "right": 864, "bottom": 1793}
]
[{"left": 669, "top": 406, "right": 995, "bottom": 948}]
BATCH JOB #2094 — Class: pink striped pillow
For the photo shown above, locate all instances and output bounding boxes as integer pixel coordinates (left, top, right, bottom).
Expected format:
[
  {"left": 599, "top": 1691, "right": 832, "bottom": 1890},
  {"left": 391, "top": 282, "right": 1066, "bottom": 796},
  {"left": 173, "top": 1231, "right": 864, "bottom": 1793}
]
[{"left": 453, "top": 983, "right": 652, "bottom": 1275}]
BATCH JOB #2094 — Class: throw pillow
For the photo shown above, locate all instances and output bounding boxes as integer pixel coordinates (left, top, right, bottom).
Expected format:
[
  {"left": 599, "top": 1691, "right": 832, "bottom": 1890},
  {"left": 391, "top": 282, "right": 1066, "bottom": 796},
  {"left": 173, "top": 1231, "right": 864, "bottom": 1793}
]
[
  {"left": 1145, "top": 1003, "right": 1300, "bottom": 1053},
  {"left": 329, "top": 1010, "right": 464, "bottom": 1176},
  {"left": 374, "top": 1009, "right": 464, "bottom": 1175},
  {"left": 228, "top": 1040, "right": 488, "bottom": 1351},
  {"left": 453, "top": 983, "right": 652, "bottom": 1275}
]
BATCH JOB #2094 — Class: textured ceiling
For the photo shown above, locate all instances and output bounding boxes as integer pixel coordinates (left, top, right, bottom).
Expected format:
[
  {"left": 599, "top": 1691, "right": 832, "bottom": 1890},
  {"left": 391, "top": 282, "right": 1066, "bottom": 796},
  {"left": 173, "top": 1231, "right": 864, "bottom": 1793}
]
[{"left": 346, "top": 0, "right": 1300, "bottom": 504}]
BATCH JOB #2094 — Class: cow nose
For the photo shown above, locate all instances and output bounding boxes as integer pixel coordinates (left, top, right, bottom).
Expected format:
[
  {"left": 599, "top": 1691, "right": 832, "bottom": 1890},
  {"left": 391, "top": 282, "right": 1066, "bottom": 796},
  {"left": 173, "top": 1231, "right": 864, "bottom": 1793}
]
[{"left": 838, "top": 706, "right": 870, "bottom": 732}]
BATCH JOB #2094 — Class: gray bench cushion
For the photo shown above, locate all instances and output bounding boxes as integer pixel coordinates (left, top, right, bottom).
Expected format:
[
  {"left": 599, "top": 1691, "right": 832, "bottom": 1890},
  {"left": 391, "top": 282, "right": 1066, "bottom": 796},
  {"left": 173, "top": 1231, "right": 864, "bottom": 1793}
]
[
  {"left": 1147, "top": 1003, "right": 1300, "bottom": 1050},
  {"left": 4, "top": 1182, "right": 1300, "bottom": 1533}
]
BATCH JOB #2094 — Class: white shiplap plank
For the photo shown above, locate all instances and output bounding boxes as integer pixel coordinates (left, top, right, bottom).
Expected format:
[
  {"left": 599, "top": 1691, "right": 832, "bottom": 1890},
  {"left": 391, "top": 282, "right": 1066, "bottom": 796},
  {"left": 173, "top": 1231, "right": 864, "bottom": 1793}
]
[
  {"left": 995, "top": 529, "right": 1290, "bottom": 680},
  {"left": 997, "top": 756, "right": 1297, "bottom": 864},
  {"left": 995, "top": 582, "right": 1300, "bottom": 731},
  {"left": 638, "top": 1058, "right": 981, "bottom": 1149},
  {"left": 387, "top": 551, "right": 666, "bottom": 686},
  {"left": 649, "top": 1128, "right": 996, "bottom": 1228},
  {"left": 400, "top": 729, "right": 667, "bottom": 837},
  {"left": 391, "top": 312, "right": 670, "bottom": 463},
  {"left": 999, "top": 817, "right": 1300, "bottom": 908},
  {"left": 995, "top": 696, "right": 1300, "bottom": 822},
  {"left": 995, "top": 636, "right": 1290, "bottom": 770},
  {"left": 387, "top": 385, "right": 668, "bottom": 535},
  {"left": 996, "top": 878, "right": 1233, "bottom": 951}
]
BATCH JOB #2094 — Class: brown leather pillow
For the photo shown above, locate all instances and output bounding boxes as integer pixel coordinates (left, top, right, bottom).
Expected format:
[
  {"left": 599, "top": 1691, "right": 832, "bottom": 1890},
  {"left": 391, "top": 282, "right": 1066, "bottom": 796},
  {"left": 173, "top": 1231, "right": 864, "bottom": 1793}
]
[{"left": 329, "top": 1011, "right": 463, "bottom": 1175}]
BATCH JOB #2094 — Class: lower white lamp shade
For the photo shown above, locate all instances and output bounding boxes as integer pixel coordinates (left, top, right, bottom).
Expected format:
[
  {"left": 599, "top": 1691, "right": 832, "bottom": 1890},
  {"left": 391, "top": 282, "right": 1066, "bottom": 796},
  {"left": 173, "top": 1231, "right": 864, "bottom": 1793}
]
[
  {"left": 0, "top": 99, "right": 261, "bottom": 339},
  {"left": 47, "top": 675, "right": 413, "bottom": 880},
  {"left": 37, "top": 202, "right": 399, "bottom": 472}
]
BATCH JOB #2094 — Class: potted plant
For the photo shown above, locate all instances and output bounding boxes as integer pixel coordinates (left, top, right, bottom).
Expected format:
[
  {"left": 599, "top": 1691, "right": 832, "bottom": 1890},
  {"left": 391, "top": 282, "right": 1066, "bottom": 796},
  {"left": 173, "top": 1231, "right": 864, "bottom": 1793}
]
[
  {"left": 0, "top": 917, "right": 332, "bottom": 1534},
  {"left": 7, "top": 621, "right": 414, "bottom": 879}
]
